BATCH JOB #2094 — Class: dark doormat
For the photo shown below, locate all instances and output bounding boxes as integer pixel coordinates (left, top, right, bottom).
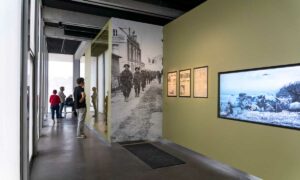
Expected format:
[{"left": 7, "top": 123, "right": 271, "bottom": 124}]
[
  {"left": 123, "top": 143, "right": 185, "bottom": 169},
  {"left": 118, "top": 140, "right": 146, "bottom": 146}
]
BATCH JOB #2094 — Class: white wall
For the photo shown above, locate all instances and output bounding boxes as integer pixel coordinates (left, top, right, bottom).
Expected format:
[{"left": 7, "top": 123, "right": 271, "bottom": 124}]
[
  {"left": 80, "top": 56, "right": 85, "bottom": 78},
  {"left": 0, "top": 0, "right": 22, "bottom": 179}
]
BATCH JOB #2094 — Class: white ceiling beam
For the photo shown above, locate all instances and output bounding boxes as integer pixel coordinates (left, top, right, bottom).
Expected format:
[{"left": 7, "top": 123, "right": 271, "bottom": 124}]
[{"left": 74, "top": 41, "right": 91, "bottom": 60}]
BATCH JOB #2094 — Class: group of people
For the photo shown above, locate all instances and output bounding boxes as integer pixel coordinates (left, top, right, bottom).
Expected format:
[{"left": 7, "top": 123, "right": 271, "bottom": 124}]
[
  {"left": 49, "top": 78, "right": 98, "bottom": 139},
  {"left": 119, "top": 64, "right": 162, "bottom": 102}
]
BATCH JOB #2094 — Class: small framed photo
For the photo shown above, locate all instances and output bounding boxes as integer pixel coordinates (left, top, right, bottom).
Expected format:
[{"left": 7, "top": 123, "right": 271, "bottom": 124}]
[
  {"left": 179, "top": 69, "right": 191, "bottom": 97},
  {"left": 167, "top": 71, "right": 177, "bottom": 97},
  {"left": 193, "top": 66, "right": 208, "bottom": 98}
]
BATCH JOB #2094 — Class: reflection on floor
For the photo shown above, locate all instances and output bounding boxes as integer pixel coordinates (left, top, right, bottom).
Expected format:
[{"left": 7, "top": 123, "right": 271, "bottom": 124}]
[
  {"left": 30, "top": 116, "right": 260, "bottom": 180},
  {"left": 68, "top": 108, "right": 108, "bottom": 139},
  {"left": 93, "top": 112, "right": 107, "bottom": 136}
]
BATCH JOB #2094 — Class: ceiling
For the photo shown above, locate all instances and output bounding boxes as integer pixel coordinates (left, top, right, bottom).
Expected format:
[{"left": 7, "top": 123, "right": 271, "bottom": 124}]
[
  {"left": 45, "top": 22, "right": 100, "bottom": 39},
  {"left": 42, "top": 0, "right": 206, "bottom": 25},
  {"left": 43, "top": 0, "right": 206, "bottom": 55},
  {"left": 47, "top": 37, "right": 81, "bottom": 54}
]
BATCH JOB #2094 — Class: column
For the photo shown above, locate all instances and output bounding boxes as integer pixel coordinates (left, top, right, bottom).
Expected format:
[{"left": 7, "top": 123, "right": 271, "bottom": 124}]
[
  {"left": 84, "top": 45, "right": 92, "bottom": 122},
  {"left": 0, "top": 1, "right": 22, "bottom": 180},
  {"left": 73, "top": 57, "right": 80, "bottom": 88}
]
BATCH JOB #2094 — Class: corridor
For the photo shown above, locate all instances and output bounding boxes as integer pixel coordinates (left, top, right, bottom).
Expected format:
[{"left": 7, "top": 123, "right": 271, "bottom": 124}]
[{"left": 30, "top": 115, "right": 258, "bottom": 180}]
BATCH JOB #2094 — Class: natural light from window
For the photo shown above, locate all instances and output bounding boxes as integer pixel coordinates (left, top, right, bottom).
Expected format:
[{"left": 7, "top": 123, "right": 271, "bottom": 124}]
[{"left": 48, "top": 53, "right": 73, "bottom": 111}]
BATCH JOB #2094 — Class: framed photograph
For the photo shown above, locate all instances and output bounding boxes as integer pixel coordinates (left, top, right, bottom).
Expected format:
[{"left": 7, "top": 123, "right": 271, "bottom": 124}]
[
  {"left": 167, "top": 71, "right": 177, "bottom": 97},
  {"left": 193, "top": 66, "right": 208, "bottom": 98},
  {"left": 179, "top": 69, "right": 191, "bottom": 97},
  {"left": 218, "top": 63, "right": 300, "bottom": 130}
]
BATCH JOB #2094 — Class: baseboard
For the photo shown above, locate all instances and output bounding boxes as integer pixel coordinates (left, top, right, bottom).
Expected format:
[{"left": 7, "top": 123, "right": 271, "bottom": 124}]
[{"left": 158, "top": 138, "right": 262, "bottom": 180}]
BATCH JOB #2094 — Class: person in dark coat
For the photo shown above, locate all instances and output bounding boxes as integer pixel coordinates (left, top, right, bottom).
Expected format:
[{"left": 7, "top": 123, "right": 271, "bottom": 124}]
[
  {"left": 65, "top": 94, "right": 77, "bottom": 116},
  {"left": 140, "top": 69, "right": 147, "bottom": 91},
  {"left": 157, "top": 70, "right": 162, "bottom": 84},
  {"left": 146, "top": 71, "right": 151, "bottom": 84},
  {"left": 73, "top": 77, "right": 87, "bottom": 139},
  {"left": 133, "top": 67, "right": 141, "bottom": 97},
  {"left": 120, "top": 64, "right": 133, "bottom": 102}
]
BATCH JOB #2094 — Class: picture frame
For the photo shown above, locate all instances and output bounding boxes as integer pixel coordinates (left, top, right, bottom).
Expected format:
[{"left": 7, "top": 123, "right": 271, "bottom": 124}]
[
  {"left": 193, "top": 66, "right": 208, "bottom": 98},
  {"left": 167, "top": 71, "right": 177, "bottom": 97},
  {"left": 218, "top": 63, "right": 300, "bottom": 131},
  {"left": 179, "top": 69, "right": 191, "bottom": 97}
]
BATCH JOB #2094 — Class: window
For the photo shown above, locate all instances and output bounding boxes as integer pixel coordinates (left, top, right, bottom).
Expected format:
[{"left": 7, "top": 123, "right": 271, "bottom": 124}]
[
  {"left": 113, "top": 29, "right": 118, "bottom": 36},
  {"left": 48, "top": 53, "right": 73, "bottom": 111}
]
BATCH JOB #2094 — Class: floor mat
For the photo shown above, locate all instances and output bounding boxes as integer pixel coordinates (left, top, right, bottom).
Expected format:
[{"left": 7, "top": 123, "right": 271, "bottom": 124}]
[
  {"left": 118, "top": 140, "right": 146, "bottom": 146},
  {"left": 123, "top": 143, "right": 185, "bottom": 169}
]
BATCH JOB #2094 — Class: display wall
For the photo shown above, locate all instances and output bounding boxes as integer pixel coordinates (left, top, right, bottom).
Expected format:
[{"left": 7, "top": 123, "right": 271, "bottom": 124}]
[
  {"left": 111, "top": 18, "right": 163, "bottom": 142},
  {"left": 163, "top": 0, "right": 300, "bottom": 180}
]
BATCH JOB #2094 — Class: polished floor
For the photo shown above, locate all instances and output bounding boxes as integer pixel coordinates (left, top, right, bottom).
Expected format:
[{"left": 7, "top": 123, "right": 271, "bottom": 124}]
[{"left": 30, "top": 116, "right": 260, "bottom": 180}]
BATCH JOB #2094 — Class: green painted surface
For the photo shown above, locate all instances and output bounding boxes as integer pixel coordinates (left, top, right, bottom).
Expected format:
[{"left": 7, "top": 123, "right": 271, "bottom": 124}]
[{"left": 163, "top": 0, "right": 300, "bottom": 179}]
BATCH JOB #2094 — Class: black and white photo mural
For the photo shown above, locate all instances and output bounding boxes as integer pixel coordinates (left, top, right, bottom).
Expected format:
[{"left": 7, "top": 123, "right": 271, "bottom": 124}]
[{"left": 111, "top": 18, "right": 163, "bottom": 142}]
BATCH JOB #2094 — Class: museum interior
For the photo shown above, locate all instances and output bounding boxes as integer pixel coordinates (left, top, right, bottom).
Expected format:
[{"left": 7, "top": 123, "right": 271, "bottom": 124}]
[{"left": 2, "top": 0, "right": 300, "bottom": 180}]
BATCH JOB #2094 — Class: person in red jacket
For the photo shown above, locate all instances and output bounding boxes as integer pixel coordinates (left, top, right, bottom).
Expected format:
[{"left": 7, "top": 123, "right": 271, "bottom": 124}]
[{"left": 49, "top": 89, "right": 60, "bottom": 123}]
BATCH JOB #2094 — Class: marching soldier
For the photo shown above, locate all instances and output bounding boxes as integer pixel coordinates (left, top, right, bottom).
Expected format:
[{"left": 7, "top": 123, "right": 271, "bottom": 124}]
[
  {"left": 157, "top": 70, "right": 162, "bottom": 84},
  {"left": 120, "top": 64, "right": 133, "bottom": 102},
  {"left": 140, "top": 69, "right": 147, "bottom": 91},
  {"left": 133, "top": 67, "right": 141, "bottom": 97},
  {"left": 146, "top": 71, "right": 151, "bottom": 84}
]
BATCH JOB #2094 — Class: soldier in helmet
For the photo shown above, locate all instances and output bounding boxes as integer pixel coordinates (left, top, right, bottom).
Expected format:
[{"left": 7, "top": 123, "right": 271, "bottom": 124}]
[
  {"left": 120, "top": 64, "right": 133, "bottom": 102},
  {"left": 157, "top": 70, "right": 162, "bottom": 84},
  {"left": 133, "top": 67, "right": 141, "bottom": 97},
  {"left": 140, "top": 69, "right": 147, "bottom": 91}
]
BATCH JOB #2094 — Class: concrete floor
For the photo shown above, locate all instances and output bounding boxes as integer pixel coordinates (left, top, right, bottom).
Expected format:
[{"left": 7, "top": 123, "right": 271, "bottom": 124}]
[{"left": 30, "top": 116, "right": 260, "bottom": 180}]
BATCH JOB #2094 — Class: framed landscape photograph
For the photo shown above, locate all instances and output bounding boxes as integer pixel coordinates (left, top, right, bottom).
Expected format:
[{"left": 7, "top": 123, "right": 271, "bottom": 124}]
[
  {"left": 167, "top": 71, "right": 177, "bottom": 97},
  {"left": 193, "top": 66, "right": 208, "bottom": 98},
  {"left": 179, "top": 69, "right": 191, "bottom": 97},
  {"left": 218, "top": 63, "right": 300, "bottom": 130}
]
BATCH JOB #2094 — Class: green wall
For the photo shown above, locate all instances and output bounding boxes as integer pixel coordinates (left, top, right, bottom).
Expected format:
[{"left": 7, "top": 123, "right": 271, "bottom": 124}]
[{"left": 163, "top": 0, "right": 300, "bottom": 179}]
